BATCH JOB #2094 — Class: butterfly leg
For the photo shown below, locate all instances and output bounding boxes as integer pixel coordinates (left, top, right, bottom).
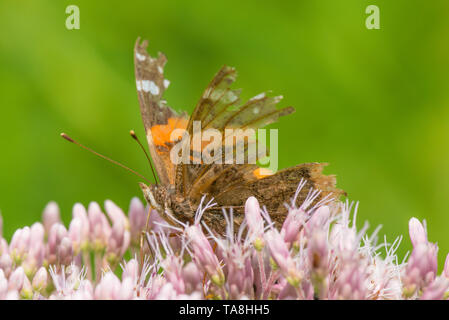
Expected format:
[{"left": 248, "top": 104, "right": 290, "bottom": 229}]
[
  {"left": 139, "top": 206, "right": 181, "bottom": 265},
  {"left": 139, "top": 207, "right": 180, "bottom": 258}
]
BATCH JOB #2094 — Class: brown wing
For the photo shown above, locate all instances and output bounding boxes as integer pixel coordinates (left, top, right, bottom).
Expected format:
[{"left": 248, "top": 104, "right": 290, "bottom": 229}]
[
  {"left": 134, "top": 38, "right": 188, "bottom": 186},
  {"left": 202, "top": 163, "right": 345, "bottom": 235},
  {"left": 175, "top": 65, "right": 295, "bottom": 197},
  {"left": 171, "top": 66, "right": 343, "bottom": 233},
  {"left": 133, "top": 41, "right": 343, "bottom": 235}
]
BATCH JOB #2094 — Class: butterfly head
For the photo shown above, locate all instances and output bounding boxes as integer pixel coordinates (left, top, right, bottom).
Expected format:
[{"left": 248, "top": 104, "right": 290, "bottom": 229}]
[
  {"left": 139, "top": 182, "right": 165, "bottom": 212},
  {"left": 139, "top": 182, "right": 195, "bottom": 226}
]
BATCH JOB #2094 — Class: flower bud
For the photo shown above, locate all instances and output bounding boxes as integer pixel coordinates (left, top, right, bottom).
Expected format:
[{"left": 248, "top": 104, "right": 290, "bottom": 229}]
[
  {"left": 47, "top": 223, "right": 67, "bottom": 265},
  {"left": 0, "top": 270, "right": 8, "bottom": 299},
  {"left": 409, "top": 218, "right": 427, "bottom": 248},
  {"left": 69, "top": 217, "right": 83, "bottom": 255},
  {"left": 333, "top": 262, "right": 367, "bottom": 300},
  {"left": 57, "top": 237, "right": 73, "bottom": 266},
  {"left": 120, "top": 277, "right": 134, "bottom": 300},
  {"left": 0, "top": 254, "right": 12, "bottom": 277},
  {"left": 245, "top": 197, "right": 265, "bottom": 248},
  {"left": 155, "top": 283, "right": 177, "bottom": 300},
  {"left": 227, "top": 254, "right": 254, "bottom": 299},
  {"left": 162, "top": 255, "right": 186, "bottom": 294},
  {"left": 88, "top": 202, "right": 111, "bottom": 251},
  {"left": 444, "top": 253, "right": 449, "bottom": 279},
  {"left": 32, "top": 267, "right": 48, "bottom": 292},
  {"left": 420, "top": 276, "right": 449, "bottom": 300},
  {"left": 23, "top": 223, "right": 46, "bottom": 275},
  {"left": 106, "top": 219, "right": 125, "bottom": 263},
  {"left": 72, "top": 203, "right": 90, "bottom": 251},
  {"left": 20, "top": 276, "right": 33, "bottom": 299},
  {"left": 308, "top": 230, "right": 329, "bottom": 280},
  {"left": 5, "top": 290, "right": 19, "bottom": 300},
  {"left": 402, "top": 242, "right": 438, "bottom": 297},
  {"left": 42, "top": 201, "right": 61, "bottom": 235},
  {"left": 76, "top": 280, "right": 94, "bottom": 300},
  {"left": 306, "top": 206, "right": 330, "bottom": 234},
  {"left": 182, "top": 262, "right": 203, "bottom": 294},
  {"left": 121, "top": 230, "right": 131, "bottom": 257},
  {"left": 94, "top": 272, "right": 123, "bottom": 300},
  {"left": 185, "top": 225, "right": 224, "bottom": 285},
  {"left": 9, "top": 227, "right": 31, "bottom": 263},
  {"left": 8, "top": 266, "right": 25, "bottom": 291},
  {"left": 122, "top": 258, "right": 139, "bottom": 283},
  {"left": 281, "top": 208, "right": 305, "bottom": 244},
  {"left": 30, "top": 222, "right": 44, "bottom": 242},
  {"left": 0, "top": 238, "right": 8, "bottom": 256},
  {"left": 128, "top": 197, "right": 146, "bottom": 246},
  {"left": 105, "top": 200, "right": 128, "bottom": 229},
  {"left": 265, "top": 229, "right": 301, "bottom": 287}
]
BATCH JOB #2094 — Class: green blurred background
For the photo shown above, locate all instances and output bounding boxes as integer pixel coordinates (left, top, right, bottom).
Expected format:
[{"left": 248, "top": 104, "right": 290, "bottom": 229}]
[{"left": 1, "top": 0, "right": 448, "bottom": 264}]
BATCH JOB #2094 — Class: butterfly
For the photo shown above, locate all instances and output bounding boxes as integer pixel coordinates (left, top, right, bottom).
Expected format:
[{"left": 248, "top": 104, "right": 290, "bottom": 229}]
[{"left": 134, "top": 38, "right": 344, "bottom": 235}]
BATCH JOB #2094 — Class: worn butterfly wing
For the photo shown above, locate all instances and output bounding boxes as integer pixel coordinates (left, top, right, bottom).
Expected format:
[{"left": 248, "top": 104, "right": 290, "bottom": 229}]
[
  {"left": 175, "top": 65, "right": 295, "bottom": 197},
  {"left": 205, "top": 163, "right": 344, "bottom": 233},
  {"left": 134, "top": 39, "right": 344, "bottom": 236},
  {"left": 134, "top": 38, "right": 188, "bottom": 186},
  {"left": 170, "top": 65, "right": 343, "bottom": 234},
  {"left": 186, "top": 66, "right": 294, "bottom": 132}
]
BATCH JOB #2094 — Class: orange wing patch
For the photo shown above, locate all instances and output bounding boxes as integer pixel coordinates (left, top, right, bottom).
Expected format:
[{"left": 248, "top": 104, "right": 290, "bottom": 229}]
[
  {"left": 253, "top": 167, "right": 274, "bottom": 179},
  {"left": 148, "top": 117, "right": 188, "bottom": 186},
  {"left": 151, "top": 117, "right": 188, "bottom": 148}
]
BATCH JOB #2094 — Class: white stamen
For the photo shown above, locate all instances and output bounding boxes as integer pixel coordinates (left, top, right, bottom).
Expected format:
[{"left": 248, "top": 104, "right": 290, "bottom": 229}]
[
  {"left": 291, "top": 179, "right": 307, "bottom": 207},
  {"left": 194, "top": 196, "right": 217, "bottom": 225}
]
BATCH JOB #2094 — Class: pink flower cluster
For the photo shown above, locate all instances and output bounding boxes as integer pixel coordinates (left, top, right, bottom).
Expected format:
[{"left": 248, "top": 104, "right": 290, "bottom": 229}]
[{"left": 1, "top": 183, "right": 449, "bottom": 300}]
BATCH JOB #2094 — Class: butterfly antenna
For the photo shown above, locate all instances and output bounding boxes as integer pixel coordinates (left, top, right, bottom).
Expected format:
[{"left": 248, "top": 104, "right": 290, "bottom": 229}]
[
  {"left": 60, "top": 133, "right": 152, "bottom": 185},
  {"left": 129, "top": 130, "right": 158, "bottom": 184}
]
